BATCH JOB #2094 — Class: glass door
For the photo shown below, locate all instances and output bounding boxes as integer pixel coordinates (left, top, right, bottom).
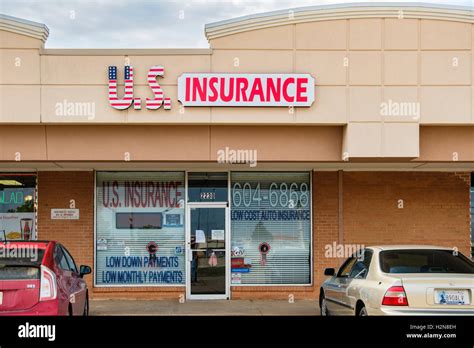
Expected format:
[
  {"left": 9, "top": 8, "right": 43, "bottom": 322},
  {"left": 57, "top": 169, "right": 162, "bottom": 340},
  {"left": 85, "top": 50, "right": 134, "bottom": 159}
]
[{"left": 186, "top": 204, "right": 229, "bottom": 299}]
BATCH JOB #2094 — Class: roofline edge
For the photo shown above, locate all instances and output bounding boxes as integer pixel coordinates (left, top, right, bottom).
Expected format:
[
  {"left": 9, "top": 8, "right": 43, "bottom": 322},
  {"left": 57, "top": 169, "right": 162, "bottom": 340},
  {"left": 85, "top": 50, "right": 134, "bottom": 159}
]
[
  {"left": 0, "top": 14, "right": 49, "bottom": 42},
  {"left": 205, "top": 3, "right": 474, "bottom": 40}
]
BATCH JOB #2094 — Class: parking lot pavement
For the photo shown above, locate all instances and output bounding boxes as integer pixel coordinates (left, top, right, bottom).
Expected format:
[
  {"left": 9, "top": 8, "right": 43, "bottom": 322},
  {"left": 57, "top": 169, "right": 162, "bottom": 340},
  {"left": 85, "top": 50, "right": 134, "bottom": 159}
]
[{"left": 90, "top": 299, "right": 319, "bottom": 316}]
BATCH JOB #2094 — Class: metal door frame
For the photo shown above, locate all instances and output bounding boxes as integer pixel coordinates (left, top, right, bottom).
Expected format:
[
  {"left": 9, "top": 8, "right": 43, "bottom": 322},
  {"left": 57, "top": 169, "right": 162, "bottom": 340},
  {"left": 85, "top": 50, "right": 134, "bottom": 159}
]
[{"left": 185, "top": 202, "right": 230, "bottom": 300}]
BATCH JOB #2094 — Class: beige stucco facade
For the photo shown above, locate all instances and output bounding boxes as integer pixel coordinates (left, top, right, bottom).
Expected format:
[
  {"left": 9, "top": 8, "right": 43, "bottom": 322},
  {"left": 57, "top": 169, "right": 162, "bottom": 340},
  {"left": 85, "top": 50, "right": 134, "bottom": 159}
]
[{"left": 0, "top": 4, "right": 473, "bottom": 166}]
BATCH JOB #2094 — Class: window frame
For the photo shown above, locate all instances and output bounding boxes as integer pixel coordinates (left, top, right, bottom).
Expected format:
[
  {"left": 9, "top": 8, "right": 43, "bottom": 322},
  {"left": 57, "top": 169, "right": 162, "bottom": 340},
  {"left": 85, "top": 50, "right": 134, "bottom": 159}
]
[
  {"left": 54, "top": 245, "right": 71, "bottom": 272},
  {"left": 61, "top": 244, "right": 79, "bottom": 274},
  {"left": 470, "top": 172, "right": 473, "bottom": 259},
  {"left": 379, "top": 249, "right": 474, "bottom": 274},
  {"left": 337, "top": 256, "right": 357, "bottom": 278},
  {"left": 94, "top": 171, "right": 187, "bottom": 288},
  {"left": 0, "top": 173, "right": 38, "bottom": 241},
  {"left": 348, "top": 249, "right": 373, "bottom": 279},
  {"left": 93, "top": 170, "right": 312, "bottom": 288},
  {"left": 229, "top": 171, "right": 313, "bottom": 287}
]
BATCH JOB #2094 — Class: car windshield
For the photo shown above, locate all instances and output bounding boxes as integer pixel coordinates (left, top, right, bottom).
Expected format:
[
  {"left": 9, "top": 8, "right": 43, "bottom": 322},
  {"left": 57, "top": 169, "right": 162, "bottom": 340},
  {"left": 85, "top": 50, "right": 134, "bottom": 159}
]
[{"left": 380, "top": 249, "right": 474, "bottom": 274}]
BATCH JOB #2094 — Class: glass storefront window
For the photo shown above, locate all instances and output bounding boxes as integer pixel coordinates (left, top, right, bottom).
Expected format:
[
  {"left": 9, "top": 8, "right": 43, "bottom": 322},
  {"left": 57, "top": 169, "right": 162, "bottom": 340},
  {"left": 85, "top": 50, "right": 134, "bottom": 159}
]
[
  {"left": 230, "top": 172, "right": 311, "bottom": 285},
  {"left": 95, "top": 172, "right": 185, "bottom": 286},
  {"left": 0, "top": 174, "right": 36, "bottom": 241}
]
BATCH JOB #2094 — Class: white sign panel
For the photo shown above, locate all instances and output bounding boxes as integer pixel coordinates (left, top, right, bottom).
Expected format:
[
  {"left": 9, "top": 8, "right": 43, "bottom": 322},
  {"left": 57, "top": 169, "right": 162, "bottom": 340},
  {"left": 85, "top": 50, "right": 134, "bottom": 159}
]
[
  {"left": 51, "top": 209, "right": 80, "bottom": 220},
  {"left": 195, "top": 229, "right": 206, "bottom": 243},
  {"left": 178, "top": 73, "right": 315, "bottom": 107},
  {"left": 211, "top": 229, "right": 225, "bottom": 241}
]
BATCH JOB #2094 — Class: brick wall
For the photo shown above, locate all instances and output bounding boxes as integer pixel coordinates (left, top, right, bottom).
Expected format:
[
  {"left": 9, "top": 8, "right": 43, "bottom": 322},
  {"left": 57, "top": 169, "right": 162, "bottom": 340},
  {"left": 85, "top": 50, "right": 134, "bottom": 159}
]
[
  {"left": 37, "top": 171, "right": 95, "bottom": 291},
  {"left": 343, "top": 172, "right": 471, "bottom": 257},
  {"left": 37, "top": 171, "right": 471, "bottom": 301}
]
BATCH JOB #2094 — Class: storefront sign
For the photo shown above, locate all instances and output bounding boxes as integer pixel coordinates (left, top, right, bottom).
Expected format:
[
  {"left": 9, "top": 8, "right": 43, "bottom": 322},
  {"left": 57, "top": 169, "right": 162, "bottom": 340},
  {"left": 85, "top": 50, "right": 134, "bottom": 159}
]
[
  {"left": 101, "top": 180, "right": 183, "bottom": 208},
  {"left": 178, "top": 73, "right": 315, "bottom": 107},
  {"left": 0, "top": 191, "right": 24, "bottom": 205},
  {"left": 108, "top": 66, "right": 171, "bottom": 111},
  {"left": 102, "top": 255, "right": 183, "bottom": 284},
  {"left": 107, "top": 66, "right": 315, "bottom": 110},
  {"left": 51, "top": 209, "right": 79, "bottom": 220}
]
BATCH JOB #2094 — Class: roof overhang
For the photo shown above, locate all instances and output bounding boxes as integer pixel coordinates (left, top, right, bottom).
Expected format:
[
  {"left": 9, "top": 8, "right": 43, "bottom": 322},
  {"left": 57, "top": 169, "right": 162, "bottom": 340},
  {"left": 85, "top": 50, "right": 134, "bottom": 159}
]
[
  {"left": 205, "top": 2, "right": 474, "bottom": 40},
  {"left": 0, "top": 14, "right": 49, "bottom": 42},
  {"left": 0, "top": 161, "right": 473, "bottom": 172}
]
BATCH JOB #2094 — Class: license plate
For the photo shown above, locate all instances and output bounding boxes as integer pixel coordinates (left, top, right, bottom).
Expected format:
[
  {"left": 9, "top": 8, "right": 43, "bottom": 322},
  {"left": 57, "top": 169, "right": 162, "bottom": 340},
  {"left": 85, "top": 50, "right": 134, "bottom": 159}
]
[
  {"left": 435, "top": 290, "right": 469, "bottom": 305},
  {"left": 0, "top": 292, "right": 2, "bottom": 305}
]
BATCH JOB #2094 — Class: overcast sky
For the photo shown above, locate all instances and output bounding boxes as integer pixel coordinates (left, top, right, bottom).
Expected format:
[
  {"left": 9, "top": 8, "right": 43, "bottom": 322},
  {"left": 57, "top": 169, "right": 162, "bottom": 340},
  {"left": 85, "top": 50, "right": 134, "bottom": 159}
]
[{"left": 1, "top": 0, "right": 472, "bottom": 48}]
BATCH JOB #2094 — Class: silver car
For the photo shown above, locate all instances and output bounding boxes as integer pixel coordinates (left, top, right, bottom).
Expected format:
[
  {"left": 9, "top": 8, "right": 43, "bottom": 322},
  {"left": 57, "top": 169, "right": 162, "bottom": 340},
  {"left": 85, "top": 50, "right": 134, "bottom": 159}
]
[{"left": 319, "top": 245, "right": 474, "bottom": 316}]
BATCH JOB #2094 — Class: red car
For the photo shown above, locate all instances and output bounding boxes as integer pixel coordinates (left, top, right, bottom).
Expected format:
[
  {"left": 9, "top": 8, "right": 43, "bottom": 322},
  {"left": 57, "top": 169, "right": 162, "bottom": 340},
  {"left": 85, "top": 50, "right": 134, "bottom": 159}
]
[{"left": 0, "top": 240, "right": 91, "bottom": 315}]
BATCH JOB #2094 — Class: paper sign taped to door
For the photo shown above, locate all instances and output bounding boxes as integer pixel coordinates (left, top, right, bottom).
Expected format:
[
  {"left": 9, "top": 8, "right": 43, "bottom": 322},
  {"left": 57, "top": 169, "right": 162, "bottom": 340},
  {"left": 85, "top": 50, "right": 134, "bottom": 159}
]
[
  {"left": 211, "top": 229, "right": 225, "bottom": 241},
  {"left": 195, "top": 230, "right": 206, "bottom": 243}
]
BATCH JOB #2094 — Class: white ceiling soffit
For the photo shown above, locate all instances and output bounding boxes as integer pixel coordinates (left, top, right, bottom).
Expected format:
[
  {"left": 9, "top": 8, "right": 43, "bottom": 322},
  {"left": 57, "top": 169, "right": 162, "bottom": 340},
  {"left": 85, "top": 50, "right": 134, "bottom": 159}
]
[
  {"left": 0, "top": 14, "right": 49, "bottom": 42},
  {"left": 205, "top": 2, "right": 474, "bottom": 40}
]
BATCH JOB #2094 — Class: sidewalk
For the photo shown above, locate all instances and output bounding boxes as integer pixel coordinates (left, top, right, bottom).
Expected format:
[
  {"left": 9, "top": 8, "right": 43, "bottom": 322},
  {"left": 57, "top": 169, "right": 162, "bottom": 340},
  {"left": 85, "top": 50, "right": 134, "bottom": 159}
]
[{"left": 90, "top": 299, "right": 319, "bottom": 316}]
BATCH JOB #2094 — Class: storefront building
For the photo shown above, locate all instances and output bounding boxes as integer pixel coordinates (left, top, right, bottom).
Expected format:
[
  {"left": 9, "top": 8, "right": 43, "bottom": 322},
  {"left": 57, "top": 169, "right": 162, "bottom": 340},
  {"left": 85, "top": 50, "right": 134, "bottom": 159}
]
[{"left": 0, "top": 3, "right": 473, "bottom": 300}]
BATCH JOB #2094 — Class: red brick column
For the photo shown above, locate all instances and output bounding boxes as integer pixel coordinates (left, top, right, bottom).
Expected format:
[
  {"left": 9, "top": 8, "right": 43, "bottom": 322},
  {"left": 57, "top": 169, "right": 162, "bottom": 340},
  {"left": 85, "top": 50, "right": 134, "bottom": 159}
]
[
  {"left": 37, "top": 171, "right": 95, "bottom": 290},
  {"left": 312, "top": 172, "right": 344, "bottom": 293}
]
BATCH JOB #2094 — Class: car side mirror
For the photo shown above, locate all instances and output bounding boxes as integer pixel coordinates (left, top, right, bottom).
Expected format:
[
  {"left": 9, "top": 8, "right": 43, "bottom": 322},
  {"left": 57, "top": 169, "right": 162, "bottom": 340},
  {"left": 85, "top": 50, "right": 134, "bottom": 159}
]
[
  {"left": 324, "top": 268, "right": 335, "bottom": 276},
  {"left": 79, "top": 265, "right": 92, "bottom": 278}
]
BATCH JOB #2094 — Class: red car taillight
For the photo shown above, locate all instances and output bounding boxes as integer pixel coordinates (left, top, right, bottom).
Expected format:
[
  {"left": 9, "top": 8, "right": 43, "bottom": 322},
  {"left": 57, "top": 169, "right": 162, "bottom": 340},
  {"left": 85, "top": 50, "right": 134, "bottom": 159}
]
[
  {"left": 39, "top": 265, "right": 57, "bottom": 301},
  {"left": 382, "top": 285, "right": 409, "bottom": 306}
]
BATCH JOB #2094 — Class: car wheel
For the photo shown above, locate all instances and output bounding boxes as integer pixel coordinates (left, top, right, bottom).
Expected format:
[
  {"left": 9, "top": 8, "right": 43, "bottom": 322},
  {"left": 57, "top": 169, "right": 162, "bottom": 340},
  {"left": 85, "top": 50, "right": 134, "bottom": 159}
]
[
  {"left": 358, "top": 306, "right": 368, "bottom": 316},
  {"left": 83, "top": 294, "right": 89, "bottom": 316},
  {"left": 320, "top": 294, "right": 330, "bottom": 316}
]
